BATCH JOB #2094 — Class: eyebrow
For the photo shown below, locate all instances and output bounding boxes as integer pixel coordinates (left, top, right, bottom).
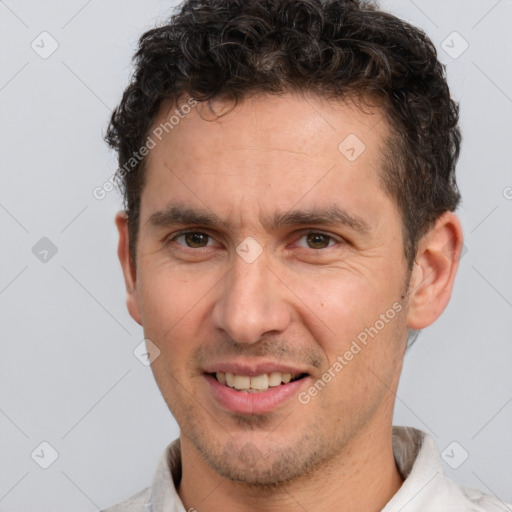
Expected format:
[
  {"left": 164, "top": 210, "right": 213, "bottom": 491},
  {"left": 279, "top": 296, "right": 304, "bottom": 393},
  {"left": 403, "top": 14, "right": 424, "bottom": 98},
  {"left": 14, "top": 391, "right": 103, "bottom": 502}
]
[{"left": 147, "top": 204, "right": 371, "bottom": 235}]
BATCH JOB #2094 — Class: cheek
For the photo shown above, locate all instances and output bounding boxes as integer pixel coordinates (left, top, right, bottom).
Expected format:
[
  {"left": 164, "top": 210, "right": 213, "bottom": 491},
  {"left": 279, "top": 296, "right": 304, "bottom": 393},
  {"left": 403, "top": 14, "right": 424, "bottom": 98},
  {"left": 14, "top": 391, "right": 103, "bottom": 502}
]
[
  {"left": 293, "top": 269, "right": 406, "bottom": 383},
  {"left": 138, "top": 258, "right": 212, "bottom": 322},
  {"left": 138, "top": 269, "right": 212, "bottom": 401},
  {"left": 137, "top": 265, "right": 212, "bottom": 359},
  {"left": 294, "top": 272, "right": 383, "bottom": 343}
]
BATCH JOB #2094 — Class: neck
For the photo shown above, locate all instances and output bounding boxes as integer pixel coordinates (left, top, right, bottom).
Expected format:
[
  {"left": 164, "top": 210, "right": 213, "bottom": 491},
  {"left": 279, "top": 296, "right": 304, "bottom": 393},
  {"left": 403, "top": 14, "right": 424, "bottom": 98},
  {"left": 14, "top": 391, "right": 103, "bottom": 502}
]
[{"left": 177, "top": 424, "right": 404, "bottom": 512}]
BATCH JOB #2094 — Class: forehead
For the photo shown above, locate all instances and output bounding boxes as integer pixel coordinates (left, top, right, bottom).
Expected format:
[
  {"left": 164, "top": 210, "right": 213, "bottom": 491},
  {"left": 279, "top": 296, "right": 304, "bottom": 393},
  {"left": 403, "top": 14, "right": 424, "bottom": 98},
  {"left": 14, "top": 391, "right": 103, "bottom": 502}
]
[
  {"left": 150, "top": 92, "right": 387, "bottom": 161},
  {"left": 140, "top": 92, "right": 394, "bottom": 229}
]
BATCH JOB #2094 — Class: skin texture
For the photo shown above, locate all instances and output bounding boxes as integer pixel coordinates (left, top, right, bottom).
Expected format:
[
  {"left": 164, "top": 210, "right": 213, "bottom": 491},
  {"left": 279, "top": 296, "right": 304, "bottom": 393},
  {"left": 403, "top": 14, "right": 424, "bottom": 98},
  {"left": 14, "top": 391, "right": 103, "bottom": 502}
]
[{"left": 116, "top": 92, "right": 463, "bottom": 512}]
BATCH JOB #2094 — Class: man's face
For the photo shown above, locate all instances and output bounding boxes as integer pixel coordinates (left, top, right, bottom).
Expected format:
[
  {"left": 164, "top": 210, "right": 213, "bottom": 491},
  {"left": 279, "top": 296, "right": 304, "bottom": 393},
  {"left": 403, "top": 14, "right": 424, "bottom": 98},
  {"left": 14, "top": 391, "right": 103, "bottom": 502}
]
[{"left": 125, "top": 93, "right": 411, "bottom": 485}]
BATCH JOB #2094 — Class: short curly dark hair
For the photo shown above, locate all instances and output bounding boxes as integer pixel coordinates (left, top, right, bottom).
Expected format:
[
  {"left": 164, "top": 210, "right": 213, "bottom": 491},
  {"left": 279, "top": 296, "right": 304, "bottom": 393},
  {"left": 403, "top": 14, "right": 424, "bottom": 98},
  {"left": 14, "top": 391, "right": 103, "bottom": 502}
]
[{"left": 105, "top": 0, "right": 461, "bottom": 267}]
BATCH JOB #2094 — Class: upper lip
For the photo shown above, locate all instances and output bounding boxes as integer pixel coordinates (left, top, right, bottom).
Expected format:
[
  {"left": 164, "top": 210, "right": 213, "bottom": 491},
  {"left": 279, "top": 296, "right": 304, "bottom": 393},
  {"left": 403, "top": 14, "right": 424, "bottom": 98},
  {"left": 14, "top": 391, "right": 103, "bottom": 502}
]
[{"left": 203, "top": 360, "right": 309, "bottom": 377}]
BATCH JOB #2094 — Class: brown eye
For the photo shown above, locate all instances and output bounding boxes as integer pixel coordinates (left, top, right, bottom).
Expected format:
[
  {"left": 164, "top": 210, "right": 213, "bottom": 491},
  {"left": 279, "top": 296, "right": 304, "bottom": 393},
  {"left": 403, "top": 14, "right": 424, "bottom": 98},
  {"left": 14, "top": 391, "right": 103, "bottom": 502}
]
[
  {"left": 296, "top": 232, "right": 336, "bottom": 250},
  {"left": 307, "top": 233, "right": 331, "bottom": 249},
  {"left": 173, "top": 232, "right": 213, "bottom": 248}
]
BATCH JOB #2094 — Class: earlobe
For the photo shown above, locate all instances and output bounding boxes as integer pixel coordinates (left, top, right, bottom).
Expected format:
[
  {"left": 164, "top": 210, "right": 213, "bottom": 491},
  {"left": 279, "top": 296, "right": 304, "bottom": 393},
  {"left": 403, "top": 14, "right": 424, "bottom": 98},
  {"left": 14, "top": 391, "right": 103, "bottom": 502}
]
[
  {"left": 115, "top": 211, "right": 142, "bottom": 326},
  {"left": 406, "top": 212, "right": 464, "bottom": 330}
]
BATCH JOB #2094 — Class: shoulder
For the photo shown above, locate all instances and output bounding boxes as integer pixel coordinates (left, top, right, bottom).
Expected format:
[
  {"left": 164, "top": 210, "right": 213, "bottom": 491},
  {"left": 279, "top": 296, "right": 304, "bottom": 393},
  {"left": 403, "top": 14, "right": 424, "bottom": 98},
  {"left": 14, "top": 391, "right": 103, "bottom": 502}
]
[
  {"left": 459, "top": 484, "right": 511, "bottom": 512},
  {"left": 389, "top": 427, "right": 511, "bottom": 511},
  {"left": 101, "top": 487, "right": 151, "bottom": 512}
]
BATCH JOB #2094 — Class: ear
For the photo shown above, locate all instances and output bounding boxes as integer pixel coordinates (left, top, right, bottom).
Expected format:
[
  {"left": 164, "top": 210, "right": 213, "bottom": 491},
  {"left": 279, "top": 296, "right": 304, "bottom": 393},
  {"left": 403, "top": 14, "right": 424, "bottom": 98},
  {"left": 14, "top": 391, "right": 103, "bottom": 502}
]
[
  {"left": 115, "top": 211, "right": 142, "bottom": 326},
  {"left": 406, "top": 212, "right": 464, "bottom": 330}
]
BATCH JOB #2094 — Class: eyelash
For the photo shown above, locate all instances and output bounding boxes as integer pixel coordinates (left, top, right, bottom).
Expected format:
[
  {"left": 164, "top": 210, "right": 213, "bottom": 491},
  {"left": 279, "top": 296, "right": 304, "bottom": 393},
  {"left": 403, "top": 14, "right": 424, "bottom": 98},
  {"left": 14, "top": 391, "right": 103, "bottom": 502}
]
[{"left": 166, "top": 229, "right": 343, "bottom": 251}]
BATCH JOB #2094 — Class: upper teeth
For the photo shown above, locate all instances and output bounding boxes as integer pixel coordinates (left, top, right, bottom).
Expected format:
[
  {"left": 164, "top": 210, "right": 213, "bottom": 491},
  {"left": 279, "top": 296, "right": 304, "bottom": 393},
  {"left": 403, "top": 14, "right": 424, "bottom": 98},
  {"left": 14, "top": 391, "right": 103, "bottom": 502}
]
[{"left": 216, "top": 371, "right": 295, "bottom": 392}]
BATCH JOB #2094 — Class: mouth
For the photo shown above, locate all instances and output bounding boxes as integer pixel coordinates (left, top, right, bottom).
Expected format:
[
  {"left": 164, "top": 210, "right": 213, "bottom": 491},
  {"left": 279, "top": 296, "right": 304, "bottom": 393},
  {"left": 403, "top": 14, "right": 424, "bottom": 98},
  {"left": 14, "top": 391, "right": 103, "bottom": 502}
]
[
  {"left": 209, "top": 371, "right": 309, "bottom": 393},
  {"left": 204, "top": 368, "right": 311, "bottom": 415}
]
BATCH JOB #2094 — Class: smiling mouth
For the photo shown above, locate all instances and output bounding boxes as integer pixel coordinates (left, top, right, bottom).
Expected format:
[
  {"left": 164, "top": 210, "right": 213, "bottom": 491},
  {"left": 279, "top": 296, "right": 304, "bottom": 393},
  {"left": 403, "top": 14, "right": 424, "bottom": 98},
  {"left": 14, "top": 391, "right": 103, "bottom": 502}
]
[{"left": 209, "top": 371, "right": 309, "bottom": 393}]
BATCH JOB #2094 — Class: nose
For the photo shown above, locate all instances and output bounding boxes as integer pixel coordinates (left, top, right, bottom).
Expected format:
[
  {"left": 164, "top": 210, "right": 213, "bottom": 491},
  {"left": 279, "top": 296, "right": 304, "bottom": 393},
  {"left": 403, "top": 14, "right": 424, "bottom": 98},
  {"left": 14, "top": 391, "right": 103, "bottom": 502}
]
[{"left": 211, "top": 252, "right": 292, "bottom": 345}]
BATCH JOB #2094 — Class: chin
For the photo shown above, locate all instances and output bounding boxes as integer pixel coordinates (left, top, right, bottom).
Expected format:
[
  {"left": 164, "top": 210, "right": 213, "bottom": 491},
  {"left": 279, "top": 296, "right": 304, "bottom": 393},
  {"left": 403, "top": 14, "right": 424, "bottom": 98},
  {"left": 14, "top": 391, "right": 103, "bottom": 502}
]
[
  {"left": 208, "top": 456, "right": 308, "bottom": 488},
  {"left": 194, "top": 430, "right": 332, "bottom": 489}
]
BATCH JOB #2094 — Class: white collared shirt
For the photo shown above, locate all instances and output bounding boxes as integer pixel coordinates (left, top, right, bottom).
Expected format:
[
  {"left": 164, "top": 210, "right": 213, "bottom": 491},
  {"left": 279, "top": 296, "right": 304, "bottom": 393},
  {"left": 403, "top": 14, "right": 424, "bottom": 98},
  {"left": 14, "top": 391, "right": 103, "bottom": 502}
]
[{"left": 103, "top": 426, "right": 510, "bottom": 512}]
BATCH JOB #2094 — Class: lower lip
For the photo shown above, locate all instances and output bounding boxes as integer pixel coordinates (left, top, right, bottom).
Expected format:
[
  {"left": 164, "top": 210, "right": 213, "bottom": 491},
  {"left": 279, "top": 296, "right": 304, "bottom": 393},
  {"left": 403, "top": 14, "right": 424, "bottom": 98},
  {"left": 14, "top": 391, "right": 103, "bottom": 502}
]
[{"left": 204, "top": 374, "right": 309, "bottom": 414}]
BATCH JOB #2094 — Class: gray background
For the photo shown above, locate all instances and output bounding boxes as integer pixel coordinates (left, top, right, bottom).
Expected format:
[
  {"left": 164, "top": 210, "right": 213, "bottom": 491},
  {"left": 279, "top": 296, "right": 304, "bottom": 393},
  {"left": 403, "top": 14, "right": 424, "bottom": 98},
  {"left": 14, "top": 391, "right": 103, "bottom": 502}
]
[{"left": 0, "top": 0, "right": 511, "bottom": 510}]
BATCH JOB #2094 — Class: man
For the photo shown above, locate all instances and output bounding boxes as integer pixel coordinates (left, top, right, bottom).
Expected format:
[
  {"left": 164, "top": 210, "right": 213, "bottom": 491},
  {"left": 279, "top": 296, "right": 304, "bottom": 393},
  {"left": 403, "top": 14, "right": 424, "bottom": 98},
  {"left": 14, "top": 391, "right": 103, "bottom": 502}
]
[{"left": 104, "top": 0, "right": 508, "bottom": 510}]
